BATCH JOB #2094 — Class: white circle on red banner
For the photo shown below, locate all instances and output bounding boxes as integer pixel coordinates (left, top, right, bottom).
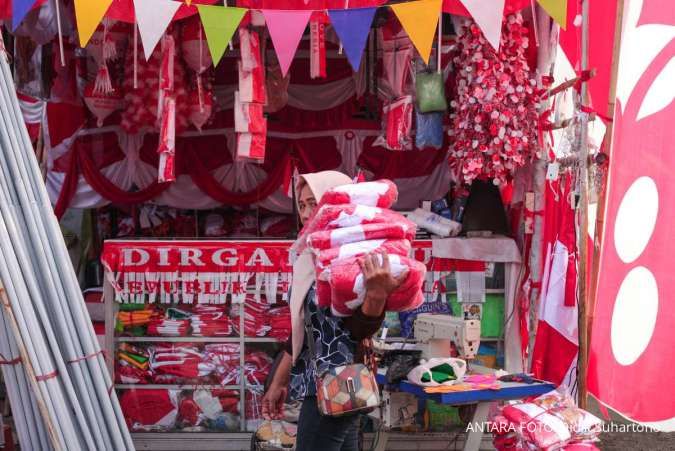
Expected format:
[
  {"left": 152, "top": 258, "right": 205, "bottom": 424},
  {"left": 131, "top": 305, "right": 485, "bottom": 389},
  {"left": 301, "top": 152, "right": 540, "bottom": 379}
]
[
  {"left": 611, "top": 266, "right": 659, "bottom": 366},
  {"left": 613, "top": 176, "right": 659, "bottom": 263}
]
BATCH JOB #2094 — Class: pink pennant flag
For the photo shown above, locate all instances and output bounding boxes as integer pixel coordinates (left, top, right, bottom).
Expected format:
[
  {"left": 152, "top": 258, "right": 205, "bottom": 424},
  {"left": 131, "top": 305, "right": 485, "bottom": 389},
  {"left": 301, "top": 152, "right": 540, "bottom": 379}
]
[
  {"left": 262, "top": 9, "right": 312, "bottom": 77},
  {"left": 459, "top": 0, "right": 505, "bottom": 50}
]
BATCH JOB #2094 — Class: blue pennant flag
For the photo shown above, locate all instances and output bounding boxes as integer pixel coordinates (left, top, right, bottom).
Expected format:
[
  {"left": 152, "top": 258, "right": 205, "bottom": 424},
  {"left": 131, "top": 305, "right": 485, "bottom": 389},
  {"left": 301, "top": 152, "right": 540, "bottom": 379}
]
[
  {"left": 13, "top": 0, "right": 38, "bottom": 31},
  {"left": 328, "top": 7, "right": 377, "bottom": 72}
]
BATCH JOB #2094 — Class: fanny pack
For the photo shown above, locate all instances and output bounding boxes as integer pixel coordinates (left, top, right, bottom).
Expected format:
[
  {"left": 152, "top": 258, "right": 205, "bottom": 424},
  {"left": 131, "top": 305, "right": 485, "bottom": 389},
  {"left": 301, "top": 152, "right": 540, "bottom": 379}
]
[{"left": 304, "top": 304, "right": 380, "bottom": 417}]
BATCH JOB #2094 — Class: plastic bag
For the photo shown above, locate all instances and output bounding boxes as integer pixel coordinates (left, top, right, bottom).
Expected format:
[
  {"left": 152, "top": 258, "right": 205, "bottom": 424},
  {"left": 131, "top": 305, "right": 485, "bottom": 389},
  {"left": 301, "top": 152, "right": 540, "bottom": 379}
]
[
  {"left": 385, "top": 352, "right": 421, "bottom": 384},
  {"left": 415, "top": 72, "right": 447, "bottom": 113},
  {"left": 375, "top": 96, "right": 413, "bottom": 151},
  {"left": 415, "top": 110, "right": 444, "bottom": 149}
]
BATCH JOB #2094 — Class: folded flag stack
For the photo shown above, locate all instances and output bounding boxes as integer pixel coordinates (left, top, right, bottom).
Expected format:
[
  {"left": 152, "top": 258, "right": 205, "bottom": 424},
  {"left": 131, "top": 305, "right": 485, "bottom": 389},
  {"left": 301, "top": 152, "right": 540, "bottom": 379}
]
[
  {"left": 231, "top": 296, "right": 273, "bottom": 337},
  {"left": 303, "top": 179, "right": 426, "bottom": 317},
  {"left": 151, "top": 344, "right": 215, "bottom": 384},
  {"left": 492, "top": 390, "right": 603, "bottom": 450},
  {"left": 267, "top": 305, "right": 291, "bottom": 341},
  {"left": 190, "top": 305, "right": 233, "bottom": 337}
]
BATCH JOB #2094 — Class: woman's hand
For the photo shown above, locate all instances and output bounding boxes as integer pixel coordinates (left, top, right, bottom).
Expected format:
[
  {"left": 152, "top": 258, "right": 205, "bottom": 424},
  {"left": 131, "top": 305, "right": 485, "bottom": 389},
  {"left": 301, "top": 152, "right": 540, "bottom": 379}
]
[
  {"left": 262, "top": 383, "right": 288, "bottom": 420},
  {"left": 359, "top": 251, "right": 407, "bottom": 317}
]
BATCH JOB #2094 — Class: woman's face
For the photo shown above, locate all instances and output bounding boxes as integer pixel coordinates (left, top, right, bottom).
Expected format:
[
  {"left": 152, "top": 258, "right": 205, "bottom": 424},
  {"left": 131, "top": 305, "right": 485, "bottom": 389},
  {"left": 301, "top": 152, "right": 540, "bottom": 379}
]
[{"left": 298, "top": 184, "right": 317, "bottom": 225}]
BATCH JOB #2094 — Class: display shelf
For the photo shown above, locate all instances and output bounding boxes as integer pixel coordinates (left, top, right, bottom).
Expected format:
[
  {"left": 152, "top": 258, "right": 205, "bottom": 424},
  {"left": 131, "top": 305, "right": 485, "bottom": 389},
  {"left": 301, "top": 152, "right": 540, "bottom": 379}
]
[
  {"left": 115, "top": 384, "right": 241, "bottom": 390},
  {"left": 114, "top": 336, "right": 282, "bottom": 343}
]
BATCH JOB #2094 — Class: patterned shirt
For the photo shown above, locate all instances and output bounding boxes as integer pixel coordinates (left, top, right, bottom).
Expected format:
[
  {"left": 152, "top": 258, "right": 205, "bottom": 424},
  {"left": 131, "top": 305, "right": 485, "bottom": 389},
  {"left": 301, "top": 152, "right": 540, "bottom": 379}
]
[{"left": 288, "top": 287, "right": 357, "bottom": 400}]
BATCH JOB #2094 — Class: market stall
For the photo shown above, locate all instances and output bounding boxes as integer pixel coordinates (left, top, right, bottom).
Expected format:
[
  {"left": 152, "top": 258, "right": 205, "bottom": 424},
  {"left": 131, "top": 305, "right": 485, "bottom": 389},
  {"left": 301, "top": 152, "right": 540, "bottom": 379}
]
[
  {"left": 100, "top": 238, "right": 520, "bottom": 446},
  {"left": 0, "top": 0, "right": 621, "bottom": 449}
]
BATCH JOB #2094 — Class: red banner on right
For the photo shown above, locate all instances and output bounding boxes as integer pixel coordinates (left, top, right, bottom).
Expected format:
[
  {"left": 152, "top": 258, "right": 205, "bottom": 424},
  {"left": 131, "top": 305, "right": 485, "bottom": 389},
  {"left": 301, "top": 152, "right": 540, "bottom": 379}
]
[{"left": 589, "top": 0, "right": 675, "bottom": 432}]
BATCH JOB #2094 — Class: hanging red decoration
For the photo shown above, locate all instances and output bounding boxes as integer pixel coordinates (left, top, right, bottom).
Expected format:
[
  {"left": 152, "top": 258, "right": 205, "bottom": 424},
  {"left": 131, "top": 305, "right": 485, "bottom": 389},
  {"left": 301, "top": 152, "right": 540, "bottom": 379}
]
[
  {"left": 448, "top": 13, "right": 542, "bottom": 186},
  {"left": 83, "top": 81, "right": 123, "bottom": 127}
]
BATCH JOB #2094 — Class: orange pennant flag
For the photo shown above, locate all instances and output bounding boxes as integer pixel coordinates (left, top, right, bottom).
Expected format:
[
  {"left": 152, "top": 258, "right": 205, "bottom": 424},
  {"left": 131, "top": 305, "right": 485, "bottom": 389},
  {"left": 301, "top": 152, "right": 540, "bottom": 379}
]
[
  {"left": 390, "top": 0, "right": 442, "bottom": 64},
  {"left": 74, "top": 0, "right": 113, "bottom": 47}
]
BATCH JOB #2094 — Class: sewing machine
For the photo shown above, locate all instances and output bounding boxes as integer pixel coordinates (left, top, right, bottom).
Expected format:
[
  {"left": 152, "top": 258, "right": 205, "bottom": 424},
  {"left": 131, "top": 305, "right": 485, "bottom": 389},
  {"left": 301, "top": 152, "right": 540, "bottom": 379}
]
[{"left": 414, "top": 314, "right": 481, "bottom": 360}]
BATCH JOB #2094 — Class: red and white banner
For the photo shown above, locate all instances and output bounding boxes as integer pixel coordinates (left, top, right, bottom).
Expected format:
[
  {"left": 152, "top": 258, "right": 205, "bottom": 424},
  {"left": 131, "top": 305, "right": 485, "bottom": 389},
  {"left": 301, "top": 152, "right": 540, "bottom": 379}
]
[
  {"left": 590, "top": 0, "right": 675, "bottom": 432},
  {"left": 102, "top": 239, "right": 486, "bottom": 304}
]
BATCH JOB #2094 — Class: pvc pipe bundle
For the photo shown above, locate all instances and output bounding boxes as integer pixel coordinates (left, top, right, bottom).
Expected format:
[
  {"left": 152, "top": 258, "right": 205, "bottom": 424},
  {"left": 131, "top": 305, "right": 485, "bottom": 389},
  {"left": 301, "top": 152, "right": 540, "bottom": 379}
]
[{"left": 0, "top": 40, "right": 134, "bottom": 450}]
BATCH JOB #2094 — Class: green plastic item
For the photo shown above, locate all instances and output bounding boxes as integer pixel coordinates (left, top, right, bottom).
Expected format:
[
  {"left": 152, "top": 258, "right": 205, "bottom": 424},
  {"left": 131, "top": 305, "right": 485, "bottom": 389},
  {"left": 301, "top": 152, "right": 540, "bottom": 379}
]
[
  {"left": 426, "top": 401, "right": 461, "bottom": 432},
  {"left": 118, "top": 303, "right": 148, "bottom": 312},
  {"left": 420, "top": 363, "right": 457, "bottom": 383},
  {"left": 125, "top": 353, "right": 148, "bottom": 364},
  {"left": 448, "top": 293, "right": 505, "bottom": 338},
  {"left": 415, "top": 72, "right": 448, "bottom": 113}
]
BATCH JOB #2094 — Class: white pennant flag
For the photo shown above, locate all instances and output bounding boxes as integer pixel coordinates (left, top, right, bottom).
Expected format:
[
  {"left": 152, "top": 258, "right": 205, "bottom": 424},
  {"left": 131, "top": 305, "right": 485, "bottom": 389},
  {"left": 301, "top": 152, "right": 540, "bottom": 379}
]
[
  {"left": 459, "top": 0, "right": 506, "bottom": 50},
  {"left": 134, "top": 0, "right": 182, "bottom": 60}
]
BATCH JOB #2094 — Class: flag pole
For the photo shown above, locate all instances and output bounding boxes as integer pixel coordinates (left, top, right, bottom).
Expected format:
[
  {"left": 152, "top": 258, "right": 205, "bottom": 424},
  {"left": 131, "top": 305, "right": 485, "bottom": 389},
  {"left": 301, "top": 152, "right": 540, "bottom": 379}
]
[
  {"left": 587, "top": 0, "right": 625, "bottom": 392},
  {"left": 577, "top": 0, "right": 591, "bottom": 411}
]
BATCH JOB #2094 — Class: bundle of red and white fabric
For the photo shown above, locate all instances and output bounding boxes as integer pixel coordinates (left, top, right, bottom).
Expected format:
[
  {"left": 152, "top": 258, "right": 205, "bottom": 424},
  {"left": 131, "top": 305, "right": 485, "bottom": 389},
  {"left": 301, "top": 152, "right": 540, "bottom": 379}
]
[
  {"left": 120, "top": 389, "right": 179, "bottom": 431},
  {"left": 267, "top": 305, "right": 291, "bottom": 341},
  {"left": 205, "top": 343, "right": 240, "bottom": 385},
  {"left": 236, "top": 28, "right": 267, "bottom": 162},
  {"left": 190, "top": 305, "right": 233, "bottom": 337},
  {"left": 116, "top": 360, "right": 151, "bottom": 384},
  {"left": 150, "top": 344, "right": 214, "bottom": 384},
  {"left": 147, "top": 317, "right": 190, "bottom": 337},
  {"left": 178, "top": 395, "right": 205, "bottom": 428},
  {"left": 208, "top": 346, "right": 272, "bottom": 387},
  {"left": 302, "top": 180, "right": 425, "bottom": 317},
  {"left": 491, "top": 390, "right": 602, "bottom": 451},
  {"left": 231, "top": 297, "right": 272, "bottom": 337}
]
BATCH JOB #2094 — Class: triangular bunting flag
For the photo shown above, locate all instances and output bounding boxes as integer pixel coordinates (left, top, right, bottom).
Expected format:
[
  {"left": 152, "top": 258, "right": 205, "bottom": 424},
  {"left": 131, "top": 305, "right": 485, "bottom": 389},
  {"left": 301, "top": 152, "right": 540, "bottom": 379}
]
[
  {"left": 262, "top": 9, "right": 312, "bottom": 77},
  {"left": 74, "top": 0, "right": 113, "bottom": 47},
  {"left": 328, "top": 7, "right": 376, "bottom": 71},
  {"left": 459, "top": 0, "right": 505, "bottom": 50},
  {"left": 390, "top": 0, "right": 442, "bottom": 64},
  {"left": 134, "top": 0, "right": 182, "bottom": 60},
  {"left": 197, "top": 4, "right": 246, "bottom": 66},
  {"left": 12, "top": 0, "right": 37, "bottom": 30},
  {"left": 537, "top": 0, "right": 568, "bottom": 30}
]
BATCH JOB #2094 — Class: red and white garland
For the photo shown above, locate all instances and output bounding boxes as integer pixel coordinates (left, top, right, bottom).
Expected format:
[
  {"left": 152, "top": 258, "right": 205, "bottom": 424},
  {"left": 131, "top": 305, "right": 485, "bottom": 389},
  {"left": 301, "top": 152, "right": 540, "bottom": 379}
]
[{"left": 448, "top": 13, "right": 542, "bottom": 186}]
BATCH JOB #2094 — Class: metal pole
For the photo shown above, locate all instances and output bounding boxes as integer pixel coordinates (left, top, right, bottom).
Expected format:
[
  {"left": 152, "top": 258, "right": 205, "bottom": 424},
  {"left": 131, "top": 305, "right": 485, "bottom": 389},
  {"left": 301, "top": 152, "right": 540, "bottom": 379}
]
[
  {"left": 577, "top": 0, "right": 591, "bottom": 411},
  {"left": 0, "top": 57, "right": 133, "bottom": 450}
]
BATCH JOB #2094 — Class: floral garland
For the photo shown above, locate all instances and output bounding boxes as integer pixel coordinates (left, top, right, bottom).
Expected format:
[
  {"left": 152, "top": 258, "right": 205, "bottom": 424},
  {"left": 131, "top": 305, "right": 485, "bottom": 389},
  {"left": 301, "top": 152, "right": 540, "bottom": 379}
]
[{"left": 448, "top": 13, "right": 542, "bottom": 186}]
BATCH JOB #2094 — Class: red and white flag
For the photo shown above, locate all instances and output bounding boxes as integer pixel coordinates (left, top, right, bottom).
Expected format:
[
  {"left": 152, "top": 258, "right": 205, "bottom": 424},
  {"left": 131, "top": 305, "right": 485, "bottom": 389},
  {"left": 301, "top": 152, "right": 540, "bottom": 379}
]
[{"left": 531, "top": 174, "right": 578, "bottom": 392}]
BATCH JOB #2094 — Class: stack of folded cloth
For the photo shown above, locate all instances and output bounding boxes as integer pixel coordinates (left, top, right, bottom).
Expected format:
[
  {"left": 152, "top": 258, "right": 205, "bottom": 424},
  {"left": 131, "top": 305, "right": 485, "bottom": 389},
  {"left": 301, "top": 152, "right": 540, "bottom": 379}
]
[
  {"left": 147, "top": 318, "right": 190, "bottom": 336},
  {"left": 177, "top": 389, "right": 241, "bottom": 430},
  {"left": 116, "top": 307, "right": 156, "bottom": 333},
  {"left": 209, "top": 347, "right": 272, "bottom": 386},
  {"left": 267, "top": 305, "right": 291, "bottom": 341},
  {"left": 147, "top": 307, "right": 191, "bottom": 336},
  {"left": 232, "top": 296, "right": 272, "bottom": 337},
  {"left": 492, "top": 390, "right": 603, "bottom": 451},
  {"left": 243, "top": 351, "right": 273, "bottom": 386},
  {"left": 120, "top": 389, "right": 179, "bottom": 431},
  {"left": 211, "top": 389, "right": 240, "bottom": 414},
  {"left": 205, "top": 344, "right": 240, "bottom": 385},
  {"left": 151, "top": 344, "right": 215, "bottom": 384},
  {"left": 191, "top": 305, "right": 233, "bottom": 337},
  {"left": 116, "top": 343, "right": 151, "bottom": 384},
  {"left": 301, "top": 179, "right": 426, "bottom": 317}
]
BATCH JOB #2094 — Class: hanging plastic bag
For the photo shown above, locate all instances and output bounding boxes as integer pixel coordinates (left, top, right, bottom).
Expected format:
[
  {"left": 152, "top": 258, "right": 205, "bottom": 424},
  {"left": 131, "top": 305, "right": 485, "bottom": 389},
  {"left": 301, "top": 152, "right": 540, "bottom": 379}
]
[
  {"left": 415, "top": 110, "right": 444, "bottom": 149},
  {"left": 379, "top": 95, "right": 413, "bottom": 151},
  {"left": 415, "top": 71, "right": 447, "bottom": 113}
]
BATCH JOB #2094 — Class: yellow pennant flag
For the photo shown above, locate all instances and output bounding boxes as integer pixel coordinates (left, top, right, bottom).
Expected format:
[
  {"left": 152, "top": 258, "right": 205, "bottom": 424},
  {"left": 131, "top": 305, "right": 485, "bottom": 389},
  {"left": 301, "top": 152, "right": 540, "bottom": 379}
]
[
  {"left": 74, "top": 0, "right": 113, "bottom": 48},
  {"left": 538, "top": 0, "right": 568, "bottom": 30},
  {"left": 390, "top": 0, "right": 442, "bottom": 64}
]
